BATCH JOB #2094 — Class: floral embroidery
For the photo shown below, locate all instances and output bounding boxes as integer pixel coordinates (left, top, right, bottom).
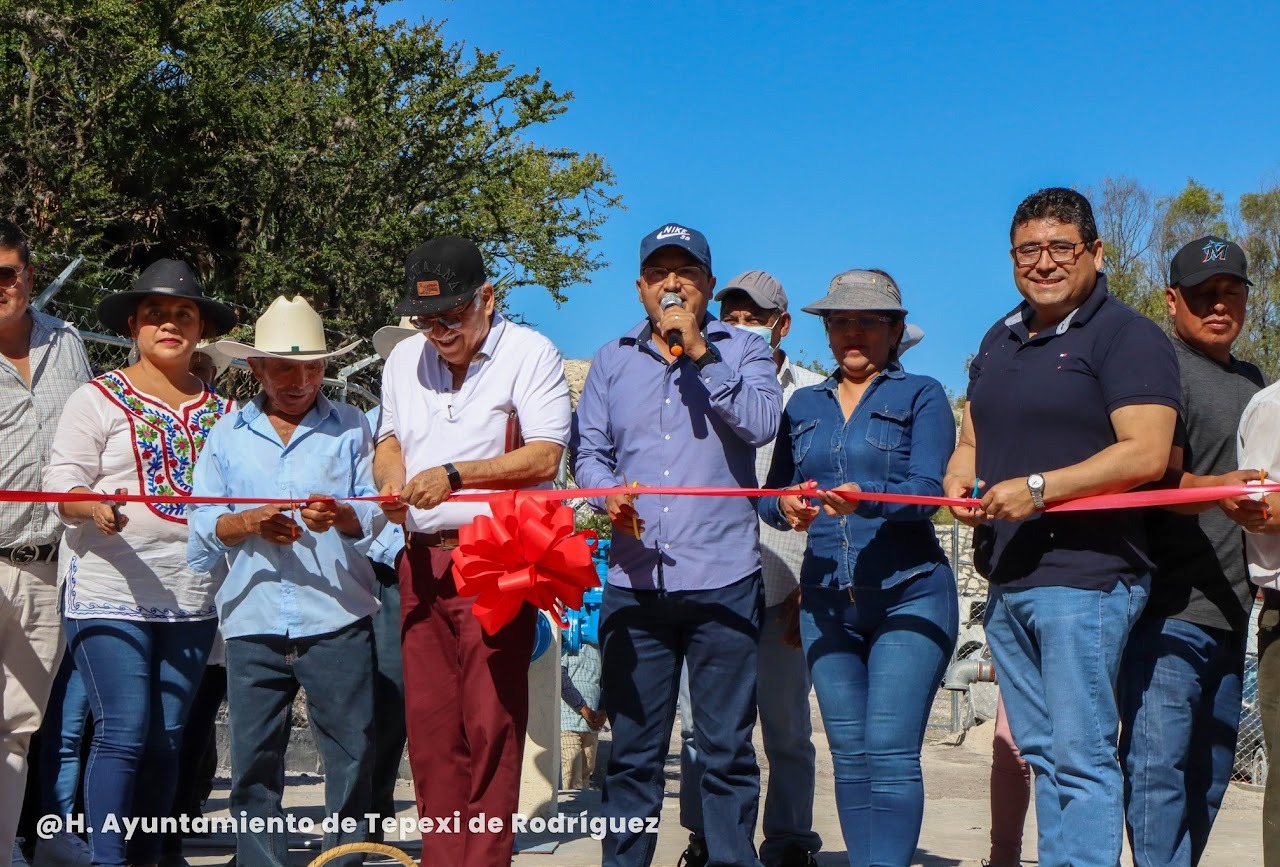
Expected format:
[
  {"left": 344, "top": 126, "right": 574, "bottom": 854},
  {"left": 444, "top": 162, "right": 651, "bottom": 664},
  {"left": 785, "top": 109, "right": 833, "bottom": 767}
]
[{"left": 91, "top": 372, "right": 233, "bottom": 524}]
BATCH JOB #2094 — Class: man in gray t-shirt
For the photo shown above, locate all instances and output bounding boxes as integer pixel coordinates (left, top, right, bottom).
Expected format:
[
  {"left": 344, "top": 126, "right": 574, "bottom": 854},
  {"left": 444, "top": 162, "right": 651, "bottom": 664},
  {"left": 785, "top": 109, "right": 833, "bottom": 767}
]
[{"left": 1120, "top": 235, "right": 1268, "bottom": 866}]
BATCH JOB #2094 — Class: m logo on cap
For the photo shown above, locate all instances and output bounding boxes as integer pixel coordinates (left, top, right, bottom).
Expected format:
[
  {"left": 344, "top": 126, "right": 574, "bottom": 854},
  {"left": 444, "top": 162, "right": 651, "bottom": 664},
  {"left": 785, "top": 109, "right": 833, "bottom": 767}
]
[
  {"left": 1202, "top": 241, "right": 1228, "bottom": 263},
  {"left": 417, "top": 280, "right": 441, "bottom": 297}
]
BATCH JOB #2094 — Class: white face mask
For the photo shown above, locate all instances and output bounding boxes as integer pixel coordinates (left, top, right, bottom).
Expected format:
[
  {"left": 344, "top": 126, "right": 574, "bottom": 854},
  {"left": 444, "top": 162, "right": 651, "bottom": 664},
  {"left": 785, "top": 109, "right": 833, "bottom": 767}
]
[{"left": 733, "top": 323, "right": 775, "bottom": 344}]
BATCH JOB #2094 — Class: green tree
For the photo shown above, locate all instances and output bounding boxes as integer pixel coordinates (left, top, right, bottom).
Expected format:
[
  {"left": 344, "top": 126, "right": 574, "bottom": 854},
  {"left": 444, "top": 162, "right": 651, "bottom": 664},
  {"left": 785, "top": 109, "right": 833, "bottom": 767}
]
[
  {"left": 1091, "top": 175, "right": 1162, "bottom": 319},
  {"left": 1238, "top": 184, "right": 1280, "bottom": 379},
  {"left": 0, "top": 0, "right": 620, "bottom": 343},
  {"left": 1151, "top": 178, "right": 1230, "bottom": 287}
]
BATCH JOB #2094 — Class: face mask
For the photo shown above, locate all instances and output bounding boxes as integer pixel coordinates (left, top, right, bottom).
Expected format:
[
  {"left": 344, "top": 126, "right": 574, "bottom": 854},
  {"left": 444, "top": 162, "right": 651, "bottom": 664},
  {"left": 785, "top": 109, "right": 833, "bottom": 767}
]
[{"left": 733, "top": 323, "right": 774, "bottom": 344}]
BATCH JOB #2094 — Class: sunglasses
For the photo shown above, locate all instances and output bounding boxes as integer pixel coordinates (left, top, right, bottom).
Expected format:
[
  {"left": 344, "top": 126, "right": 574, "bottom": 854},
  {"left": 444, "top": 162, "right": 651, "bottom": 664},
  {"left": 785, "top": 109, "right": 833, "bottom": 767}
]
[
  {"left": 0, "top": 265, "right": 27, "bottom": 288},
  {"left": 409, "top": 293, "right": 480, "bottom": 332}
]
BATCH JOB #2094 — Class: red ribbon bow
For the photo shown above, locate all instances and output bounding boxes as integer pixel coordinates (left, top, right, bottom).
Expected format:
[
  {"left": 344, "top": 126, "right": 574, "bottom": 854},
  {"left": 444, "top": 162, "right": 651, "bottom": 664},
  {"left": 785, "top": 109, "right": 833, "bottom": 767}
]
[{"left": 450, "top": 491, "right": 600, "bottom": 635}]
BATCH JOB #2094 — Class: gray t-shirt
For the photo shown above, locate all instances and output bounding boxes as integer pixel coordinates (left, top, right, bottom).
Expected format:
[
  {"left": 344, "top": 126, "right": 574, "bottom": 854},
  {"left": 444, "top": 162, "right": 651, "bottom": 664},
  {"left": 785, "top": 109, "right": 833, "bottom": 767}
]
[{"left": 1146, "top": 337, "right": 1265, "bottom": 632}]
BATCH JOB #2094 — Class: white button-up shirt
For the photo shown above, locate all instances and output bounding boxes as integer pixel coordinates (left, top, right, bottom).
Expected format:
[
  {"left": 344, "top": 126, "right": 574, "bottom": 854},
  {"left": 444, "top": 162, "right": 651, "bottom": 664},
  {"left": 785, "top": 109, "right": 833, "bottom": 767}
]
[
  {"left": 1240, "top": 380, "right": 1280, "bottom": 589},
  {"left": 378, "top": 313, "right": 570, "bottom": 533}
]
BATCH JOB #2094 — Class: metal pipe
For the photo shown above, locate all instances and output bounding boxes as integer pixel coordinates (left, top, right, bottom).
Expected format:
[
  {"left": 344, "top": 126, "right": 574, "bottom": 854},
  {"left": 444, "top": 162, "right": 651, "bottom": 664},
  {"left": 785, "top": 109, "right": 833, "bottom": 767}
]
[
  {"left": 942, "top": 657, "right": 996, "bottom": 691},
  {"left": 33, "top": 255, "right": 84, "bottom": 311}
]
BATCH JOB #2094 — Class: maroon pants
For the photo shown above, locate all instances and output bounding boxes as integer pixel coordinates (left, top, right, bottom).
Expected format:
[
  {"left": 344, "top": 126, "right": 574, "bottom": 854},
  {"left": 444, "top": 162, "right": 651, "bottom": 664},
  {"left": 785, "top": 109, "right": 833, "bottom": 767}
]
[{"left": 398, "top": 544, "right": 535, "bottom": 867}]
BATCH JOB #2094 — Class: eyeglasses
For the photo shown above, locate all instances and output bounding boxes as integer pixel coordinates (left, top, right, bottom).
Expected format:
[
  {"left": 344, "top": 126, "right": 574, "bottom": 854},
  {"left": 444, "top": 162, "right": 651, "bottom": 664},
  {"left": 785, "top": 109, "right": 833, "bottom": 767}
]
[
  {"left": 0, "top": 265, "right": 26, "bottom": 288},
  {"left": 823, "top": 313, "right": 894, "bottom": 331},
  {"left": 641, "top": 265, "right": 706, "bottom": 285},
  {"left": 1012, "top": 241, "right": 1089, "bottom": 266},
  {"left": 409, "top": 293, "right": 479, "bottom": 331}
]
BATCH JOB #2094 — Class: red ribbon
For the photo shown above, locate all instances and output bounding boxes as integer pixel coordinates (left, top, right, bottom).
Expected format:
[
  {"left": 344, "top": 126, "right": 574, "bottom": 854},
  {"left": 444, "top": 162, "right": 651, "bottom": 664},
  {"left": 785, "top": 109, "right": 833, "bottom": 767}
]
[{"left": 449, "top": 491, "right": 601, "bottom": 635}]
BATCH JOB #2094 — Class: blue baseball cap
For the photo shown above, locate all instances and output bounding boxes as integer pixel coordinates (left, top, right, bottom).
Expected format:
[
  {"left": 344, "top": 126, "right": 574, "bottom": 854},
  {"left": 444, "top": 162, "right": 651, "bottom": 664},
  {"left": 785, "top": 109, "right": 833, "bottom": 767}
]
[{"left": 639, "top": 223, "right": 712, "bottom": 273}]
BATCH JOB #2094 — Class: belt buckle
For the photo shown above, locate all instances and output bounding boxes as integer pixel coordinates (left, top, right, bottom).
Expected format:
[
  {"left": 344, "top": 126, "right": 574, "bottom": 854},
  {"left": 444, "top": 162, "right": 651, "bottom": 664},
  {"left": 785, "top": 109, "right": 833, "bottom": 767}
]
[
  {"left": 9, "top": 544, "right": 39, "bottom": 565},
  {"left": 439, "top": 535, "right": 459, "bottom": 551}
]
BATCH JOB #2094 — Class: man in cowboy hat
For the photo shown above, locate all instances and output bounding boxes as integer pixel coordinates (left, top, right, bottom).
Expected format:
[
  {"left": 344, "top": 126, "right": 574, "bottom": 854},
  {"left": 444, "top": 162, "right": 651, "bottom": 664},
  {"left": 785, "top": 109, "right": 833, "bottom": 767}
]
[
  {"left": 373, "top": 236, "right": 570, "bottom": 867},
  {"left": 188, "top": 295, "right": 381, "bottom": 867},
  {"left": 0, "top": 220, "right": 92, "bottom": 867}
]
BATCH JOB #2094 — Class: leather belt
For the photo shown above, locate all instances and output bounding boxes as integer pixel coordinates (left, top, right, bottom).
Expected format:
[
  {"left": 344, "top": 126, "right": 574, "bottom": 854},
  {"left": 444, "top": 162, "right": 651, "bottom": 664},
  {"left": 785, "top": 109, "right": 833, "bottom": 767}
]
[
  {"left": 0, "top": 544, "right": 57, "bottom": 565},
  {"left": 408, "top": 530, "right": 461, "bottom": 550}
]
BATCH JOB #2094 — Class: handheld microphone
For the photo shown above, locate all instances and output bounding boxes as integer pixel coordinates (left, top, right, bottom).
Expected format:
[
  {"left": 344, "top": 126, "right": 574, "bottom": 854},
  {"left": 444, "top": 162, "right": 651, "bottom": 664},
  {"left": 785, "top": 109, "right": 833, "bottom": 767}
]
[{"left": 660, "top": 292, "right": 684, "bottom": 356}]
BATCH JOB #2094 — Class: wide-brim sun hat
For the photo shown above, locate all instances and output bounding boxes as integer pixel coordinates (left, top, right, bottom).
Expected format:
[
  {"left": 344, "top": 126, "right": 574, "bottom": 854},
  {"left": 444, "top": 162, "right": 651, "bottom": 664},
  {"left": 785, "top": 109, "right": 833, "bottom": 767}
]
[
  {"left": 213, "top": 295, "right": 360, "bottom": 362},
  {"left": 97, "top": 259, "right": 239, "bottom": 337},
  {"left": 191, "top": 340, "right": 234, "bottom": 378},
  {"left": 372, "top": 317, "right": 420, "bottom": 360},
  {"left": 802, "top": 269, "right": 908, "bottom": 315}
]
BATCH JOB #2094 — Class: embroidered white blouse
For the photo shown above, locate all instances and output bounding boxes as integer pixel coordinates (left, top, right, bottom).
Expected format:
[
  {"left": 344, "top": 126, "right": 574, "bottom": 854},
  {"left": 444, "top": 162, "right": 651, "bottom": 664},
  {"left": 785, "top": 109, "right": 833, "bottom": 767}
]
[{"left": 43, "top": 371, "right": 234, "bottom": 621}]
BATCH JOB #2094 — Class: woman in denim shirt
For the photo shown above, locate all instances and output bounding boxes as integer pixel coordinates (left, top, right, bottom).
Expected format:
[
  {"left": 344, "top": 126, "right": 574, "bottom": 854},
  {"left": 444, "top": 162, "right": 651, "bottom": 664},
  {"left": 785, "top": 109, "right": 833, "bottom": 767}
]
[{"left": 761, "top": 269, "right": 958, "bottom": 867}]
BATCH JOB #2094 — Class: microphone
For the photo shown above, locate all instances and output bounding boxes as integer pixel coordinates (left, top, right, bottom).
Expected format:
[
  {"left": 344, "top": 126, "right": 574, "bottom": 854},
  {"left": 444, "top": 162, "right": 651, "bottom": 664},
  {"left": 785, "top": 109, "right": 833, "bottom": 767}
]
[{"left": 660, "top": 292, "right": 684, "bottom": 356}]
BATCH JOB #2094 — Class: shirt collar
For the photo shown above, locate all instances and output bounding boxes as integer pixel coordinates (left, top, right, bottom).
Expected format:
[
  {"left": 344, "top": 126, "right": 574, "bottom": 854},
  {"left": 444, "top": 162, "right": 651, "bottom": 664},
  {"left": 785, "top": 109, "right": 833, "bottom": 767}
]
[
  {"left": 1003, "top": 272, "right": 1112, "bottom": 342},
  {"left": 237, "top": 390, "right": 338, "bottom": 427},
  {"left": 816, "top": 360, "right": 905, "bottom": 393},
  {"left": 473, "top": 311, "right": 506, "bottom": 362},
  {"left": 777, "top": 350, "right": 795, "bottom": 387},
  {"left": 621, "top": 315, "right": 736, "bottom": 348}
]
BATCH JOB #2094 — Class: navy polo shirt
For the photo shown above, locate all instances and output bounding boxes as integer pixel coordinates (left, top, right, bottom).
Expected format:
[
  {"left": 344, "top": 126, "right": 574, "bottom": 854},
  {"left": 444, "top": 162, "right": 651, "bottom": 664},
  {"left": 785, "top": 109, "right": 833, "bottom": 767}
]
[{"left": 967, "top": 274, "right": 1181, "bottom": 591}]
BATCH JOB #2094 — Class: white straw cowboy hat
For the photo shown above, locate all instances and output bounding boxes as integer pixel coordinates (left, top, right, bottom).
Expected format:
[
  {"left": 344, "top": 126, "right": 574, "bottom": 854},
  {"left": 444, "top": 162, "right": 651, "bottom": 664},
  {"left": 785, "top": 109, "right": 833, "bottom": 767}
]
[
  {"left": 372, "top": 317, "right": 421, "bottom": 360},
  {"left": 213, "top": 296, "right": 361, "bottom": 361}
]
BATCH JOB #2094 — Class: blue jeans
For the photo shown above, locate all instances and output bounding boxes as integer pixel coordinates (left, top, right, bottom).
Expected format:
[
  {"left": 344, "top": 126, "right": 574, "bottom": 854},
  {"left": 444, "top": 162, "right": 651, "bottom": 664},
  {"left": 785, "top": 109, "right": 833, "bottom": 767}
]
[
  {"left": 1119, "top": 614, "right": 1246, "bottom": 867},
  {"left": 801, "top": 567, "right": 957, "bottom": 867},
  {"left": 39, "top": 653, "right": 90, "bottom": 817},
  {"left": 600, "top": 573, "right": 763, "bottom": 867},
  {"left": 984, "top": 578, "right": 1149, "bottom": 867},
  {"left": 225, "top": 619, "right": 374, "bottom": 867},
  {"left": 65, "top": 616, "right": 217, "bottom": 867},
  {"left": 680, "top": 603, "right": 822, "bottom": 863}
]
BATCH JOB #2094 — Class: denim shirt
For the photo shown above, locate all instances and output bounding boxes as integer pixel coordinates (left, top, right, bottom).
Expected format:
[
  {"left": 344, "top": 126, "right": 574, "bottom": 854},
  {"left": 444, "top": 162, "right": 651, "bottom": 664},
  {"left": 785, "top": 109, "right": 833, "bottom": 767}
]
[{"left": 761, "top": 364, "right": 955, "bottom": 591}]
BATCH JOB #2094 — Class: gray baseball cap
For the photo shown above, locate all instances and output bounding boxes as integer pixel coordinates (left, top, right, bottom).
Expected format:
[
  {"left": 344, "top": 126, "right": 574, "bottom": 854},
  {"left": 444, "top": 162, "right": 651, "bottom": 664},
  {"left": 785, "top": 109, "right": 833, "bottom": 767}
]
[
  {"left": 714, "top": 270, "right": 788, "bottom": 311},
  {"left": 801, "top": 269, "right": 907, "bottom": 315}
]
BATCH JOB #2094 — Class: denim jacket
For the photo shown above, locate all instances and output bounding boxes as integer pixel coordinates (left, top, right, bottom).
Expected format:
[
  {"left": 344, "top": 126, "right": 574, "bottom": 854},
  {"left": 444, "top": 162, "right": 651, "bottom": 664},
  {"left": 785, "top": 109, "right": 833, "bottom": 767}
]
[{"left": 760, "top": 364, "right": 955, "bottom": 590}]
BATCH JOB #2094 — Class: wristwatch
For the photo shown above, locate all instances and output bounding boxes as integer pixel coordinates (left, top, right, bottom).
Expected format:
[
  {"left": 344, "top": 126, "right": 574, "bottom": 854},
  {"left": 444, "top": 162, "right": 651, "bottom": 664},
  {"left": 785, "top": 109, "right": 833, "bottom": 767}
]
[
  {"left": 443, "top": 462, "right": 463, "bottom": 492},
  {"left": 692, "top": 343, "right": 721, "bottom": 371},
  {"left": 1027, "top": 473, "right": 1046, "bottom": 511}
]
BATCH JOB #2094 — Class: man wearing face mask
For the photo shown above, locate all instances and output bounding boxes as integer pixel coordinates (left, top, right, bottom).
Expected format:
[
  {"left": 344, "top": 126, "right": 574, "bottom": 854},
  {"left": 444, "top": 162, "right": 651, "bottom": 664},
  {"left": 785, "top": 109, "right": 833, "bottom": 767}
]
[{"left": 675, "top": 271, "right": 823, "bottom": 867}]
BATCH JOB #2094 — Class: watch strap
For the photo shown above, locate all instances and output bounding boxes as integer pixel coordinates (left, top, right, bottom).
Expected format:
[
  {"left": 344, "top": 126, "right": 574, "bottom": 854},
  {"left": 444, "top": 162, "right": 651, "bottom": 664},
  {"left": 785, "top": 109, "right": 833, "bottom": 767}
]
[
  {"left": 693, "top": 344, "right": 720, "bottom": 370},
  {"left": 1028, "top": 474, "right": 1046, "bottom": 510},
  {"left": 443, "top": 462, "right": 463, "bottom": 492}
]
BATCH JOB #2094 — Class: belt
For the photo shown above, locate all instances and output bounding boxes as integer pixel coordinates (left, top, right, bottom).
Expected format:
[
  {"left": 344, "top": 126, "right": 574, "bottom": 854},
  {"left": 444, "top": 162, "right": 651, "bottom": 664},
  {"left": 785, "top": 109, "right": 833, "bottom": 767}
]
[
  {"left": 408, "top": 530, "right": 461, "bottom": 550},
  {"left": 0, "top": 544, "right": 57, "bottom": 565}
]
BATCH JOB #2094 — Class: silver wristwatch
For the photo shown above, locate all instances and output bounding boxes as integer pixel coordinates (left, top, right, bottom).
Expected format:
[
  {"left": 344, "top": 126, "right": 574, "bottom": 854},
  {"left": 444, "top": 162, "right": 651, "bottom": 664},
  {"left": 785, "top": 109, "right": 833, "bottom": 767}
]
[{"left": 1027, "top": 473, "right": 1046, "bottom": 511}]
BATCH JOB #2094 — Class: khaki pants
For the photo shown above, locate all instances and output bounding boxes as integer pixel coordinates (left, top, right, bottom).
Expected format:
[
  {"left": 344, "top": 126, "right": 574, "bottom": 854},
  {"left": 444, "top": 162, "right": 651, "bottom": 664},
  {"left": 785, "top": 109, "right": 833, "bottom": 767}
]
[
  {"left": 0, "top": 559, "right": 62, "bottom": 864},
  {"left": 560, "top": 730, "right": 598, "bottom": 790}
]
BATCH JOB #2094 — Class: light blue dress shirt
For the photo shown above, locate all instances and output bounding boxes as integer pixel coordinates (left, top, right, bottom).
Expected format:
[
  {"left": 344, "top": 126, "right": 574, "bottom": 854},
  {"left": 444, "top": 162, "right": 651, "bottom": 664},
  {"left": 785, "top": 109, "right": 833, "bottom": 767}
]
[{"left": 187, "top": 392, "right": 383, "bottom": 639}]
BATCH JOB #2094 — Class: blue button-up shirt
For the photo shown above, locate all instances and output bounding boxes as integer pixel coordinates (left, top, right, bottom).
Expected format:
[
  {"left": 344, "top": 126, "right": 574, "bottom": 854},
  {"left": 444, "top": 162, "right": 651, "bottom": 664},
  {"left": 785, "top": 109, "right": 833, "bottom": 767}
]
[
  {"left": 187, "top": 392, "right": 383, "bottom": 639},
  {"left": 364, "top": 406, "right": 404, "bottom": 569},
  {"left": 571, "top": 318, "right": 782, "bottom": 591},
  {"left": 761, "top": 365, "right": 955, "bottom": 590}
]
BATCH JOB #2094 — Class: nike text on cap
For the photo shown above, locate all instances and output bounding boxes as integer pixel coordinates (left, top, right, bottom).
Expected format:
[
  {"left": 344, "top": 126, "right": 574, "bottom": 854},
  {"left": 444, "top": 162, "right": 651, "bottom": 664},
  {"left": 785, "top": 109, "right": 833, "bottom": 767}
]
[{"left": 639, "top": 223, "right": 712, "bottom": 274}]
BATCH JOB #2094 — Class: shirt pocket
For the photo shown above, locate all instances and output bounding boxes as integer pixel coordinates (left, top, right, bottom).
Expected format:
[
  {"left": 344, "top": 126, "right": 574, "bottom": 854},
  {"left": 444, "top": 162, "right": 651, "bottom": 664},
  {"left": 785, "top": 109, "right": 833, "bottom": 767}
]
[
  {"left": 865, "top": 407, "right": 909, "bottom": 451},
  {"left": 792, "top": 418, "right": 820, "bottom": 465}
]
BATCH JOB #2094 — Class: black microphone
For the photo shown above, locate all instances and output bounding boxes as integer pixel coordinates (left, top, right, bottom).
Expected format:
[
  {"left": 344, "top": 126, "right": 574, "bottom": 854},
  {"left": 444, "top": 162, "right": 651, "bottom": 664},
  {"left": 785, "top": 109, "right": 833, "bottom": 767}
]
[{"left": 660, "top": 292, "right": 685, "bottom": 356}]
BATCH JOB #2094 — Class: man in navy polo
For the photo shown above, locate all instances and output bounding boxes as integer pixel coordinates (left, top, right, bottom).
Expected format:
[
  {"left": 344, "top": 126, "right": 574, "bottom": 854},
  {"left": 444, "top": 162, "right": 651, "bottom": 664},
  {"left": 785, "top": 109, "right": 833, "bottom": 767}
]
[
  {"left": 572, "top": 224, "right": 782, "bottom": 867},
  {"left": 944, "top": 188, "right": 1181, "bottom": 867}
]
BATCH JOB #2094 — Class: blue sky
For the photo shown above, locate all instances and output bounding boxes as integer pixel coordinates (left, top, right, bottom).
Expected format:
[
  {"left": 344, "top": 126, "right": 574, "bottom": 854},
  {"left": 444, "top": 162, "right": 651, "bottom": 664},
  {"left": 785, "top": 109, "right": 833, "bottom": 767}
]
[{"left": 395, "top": 1, "right": 1280, "bottom": 393}]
